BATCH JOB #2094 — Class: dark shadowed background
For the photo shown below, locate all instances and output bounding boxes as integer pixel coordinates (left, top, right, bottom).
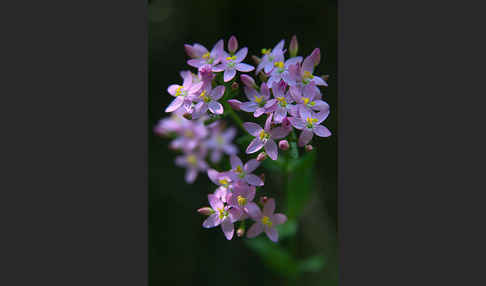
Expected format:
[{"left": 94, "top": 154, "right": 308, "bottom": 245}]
[{"left": 149, "top": 0, "right": 337, "bottom": 285}]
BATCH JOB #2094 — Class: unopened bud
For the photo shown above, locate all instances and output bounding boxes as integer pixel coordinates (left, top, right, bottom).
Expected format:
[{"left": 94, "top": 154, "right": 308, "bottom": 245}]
[
  {"left": 228, "top": 35, "right": 238, "bottom": 54},
  {"left": 322, "top": 74, "right": 330, "bottom": 81},
  {"left": 279, "top": 140, "right": 290, "bottom": 151},
  {"left": 237, "top": 228, "right": 245, "bottom": 237},
  {"left": 197, "top": 207, "right": 213, "bottom": 216},
  {"left": 251, "top": 55, "right": 261, "bottom": 65},
  {"left": 231, "top": 81, "right": 239, "bottom": 91},
  {"left": 184, "top": 44, "right": 197, "bottom": 58},
  {"left": 259, "top": 196, "right": 268, "bottom": 205},
  {"left": 305, "top": 144, "right": 313, "bottom": 152},
  {"left": 289, "top": 35, "right": 298, "bottom": 58},
  {"left": 310, "top": 48, "right": 321, "bottom": 66},
  {"left": 256, "top": 152, "right": 267, "bottom": 161},
  {"left": 227, "top": 99, "right": 242, "bottom": 111},
  {"left": 240, "top": 74, "right": 257, "bottom": 89}
]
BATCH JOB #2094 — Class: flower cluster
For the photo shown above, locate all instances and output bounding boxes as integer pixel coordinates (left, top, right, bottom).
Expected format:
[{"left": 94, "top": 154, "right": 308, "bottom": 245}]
[{"left": 155, "top": 35, "right": 331, "bottom": 242}]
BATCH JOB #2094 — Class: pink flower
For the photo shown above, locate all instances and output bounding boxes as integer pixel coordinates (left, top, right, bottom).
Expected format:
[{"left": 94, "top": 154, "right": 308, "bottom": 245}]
[
  {"left": 165, "top": 71, "right": 203, "bottom": 113},
  {"left": 175, "top": 151, "right": 208, "bottom": 183},
  {"left": 246, "top": 198, "right": 287, "bottom": 242},
  {"left": 240, "top": 82, "right": 272, "bottom": 118},
  {"left": 202, "top": 194, "right": 242, "bottom": 240},
  {"left": 288, "top": 107, "right": 332, "bottom": 147},
  {"left": 266, "top": 56, "right": 303, "bottom": 89},
  {"left": 186, "top": 40, "right": 224, "bottom": 70},
  {"left": 228, "top": 155, "right": 263, "bottom": 186},
  {"left": 243, "top": 114, "right": 290, "bottom": 160},
  {"left": 205, "top": 126, "right": 238, "bottom": 163},
  {"left": 289, "top": 82, "right": 329, "bottom": 115},
  {"left": 264, "top": 81, "right": 296, "bottom": 123},
  {"left": 192, "top": 85, "right": 225, "bottom": 119},
  {"left": 207, "top": 169, "right": 234, "bottom": 191},
  {"left": 282, "top": 49, "right": 328, "bottom": 88},
  {"left": 213, "top": 47, "right": 255, "bottom": 82},
  {"left": 256, "top": 40, "right": 285, "bottom": 74},
  {"left": 227, "top": 182, "right": 260, "bottom": 218}
]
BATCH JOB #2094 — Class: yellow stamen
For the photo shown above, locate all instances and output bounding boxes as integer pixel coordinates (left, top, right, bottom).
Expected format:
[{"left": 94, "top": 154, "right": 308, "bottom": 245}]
[
  {"left": 218, "top": 208, "right": 227, "bottom": 219},
  {"left": 237, "top": 195, "right": 247, "bottom": 207},
  {"left": 186, "top": 155, "right": 197, "bottom": 166},
  {"left": 175, "top": 86, "right": 184, "bottom": 97},
  {"left": 235, "top": 165, "right": 243, "bottom": 173},
  {"left": 226, "top": 55, "right": 237, "bottom": 61},
  {"left": 184, "top": 130, "right": 194, "bottom": 138},
  {"left": 277, "top": 96, "right": 287, "bottom": 106},
  {"left": 202, "top": 52, "right": 210, "bottom": 59},
  {"left": 261, "top": 216, "right": 272, "bottom": 227},
  {"left": 274, "top": 61, "right": 284, "bottom": 69},
  {"left": 306, "top": 117, "right": 318, "bottom": 127},
  {"left": 259, "top": 130, "right": 269, "bottom": 141},
  {"left": 303, "top": 71, "right": 314, "bottom": 79},
  {"left": 302, "top": 97, "right": 310, "bottom": 105},
  {"left": 199, "top": 90, "right": 210, "bottom": 102},
  {"left": 309, "top": 101, "right": 316, "bottom": 107},
  {"left": 254, "top": 95, "right": 263, "bottom": 104},
  {"left": 219, "top": 179, "right": 229, "bottom": 186},
  {"left": 261, "top": 48, "right": 271, "bottom": 55}
]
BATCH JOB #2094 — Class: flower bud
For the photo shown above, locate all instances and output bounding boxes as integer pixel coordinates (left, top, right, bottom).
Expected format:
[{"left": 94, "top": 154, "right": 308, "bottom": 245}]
[
  {"left": 322, "top": 74, "right": 330, "bottom": 81},
  {"left": 197, "top": 207, "right": 213, "bottom": 216},
  {"left": 236, "top": 227, "right": 245, "bottom": 237},
  {"left": 259, "top": 173, "right": 265, "bottom": 183},
  {"left": 184, "top": 44, "right": 197, "bottom": 58},
  {"left": 251, "top": 55, "right": 261, "bottom": 65},
  {"left": 259, "top": 196, "right": 268, "bottom": 205},
  {"left": 227, "top": 99, "right": 242, "bottom": 111},
  {"left": 305, "top": 144, "right": 313, "bottom": 152},
  {"left": 310, "top": 48, "right": 321, "bottom": 66},
  {"left": 231, "top": 81, "right": 239, "bottom": 91},
  {"left": 278, "top": 140, "right": 290, "bottom": 151},
  {"left": 256, "top": 152, "right": 267, "bottom": 162},
  {"left": 240, "top": 74, "right": 257, "bottom": 89},
  {"left": 289, "top": 35, "right": 298, "bottom": 58},
  {"left": 228, "top": 35, "right": 238, "bottom": 54}
]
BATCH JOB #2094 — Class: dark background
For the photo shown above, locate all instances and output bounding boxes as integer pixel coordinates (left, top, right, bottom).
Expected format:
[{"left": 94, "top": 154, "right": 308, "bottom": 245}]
[{"left": 149, "top": 0, "right": 338, "bottom": 285}]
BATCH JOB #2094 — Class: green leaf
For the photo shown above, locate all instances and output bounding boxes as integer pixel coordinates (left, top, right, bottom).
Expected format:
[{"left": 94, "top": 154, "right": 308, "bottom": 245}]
[
  {"left": 276, "top": 219, "right": 298, "bottom": 240},
  {"left": 244, "top": 237, "right": 299, "bottom": 278},
  {"left": 298, "top": 254, "right": 326, "bottom": 273},
  {"left": 236, "top": 134, "right": 253, "bottom": 147},
  {"left": 286, "top": 150, "right": 317, "bottom": 218}
]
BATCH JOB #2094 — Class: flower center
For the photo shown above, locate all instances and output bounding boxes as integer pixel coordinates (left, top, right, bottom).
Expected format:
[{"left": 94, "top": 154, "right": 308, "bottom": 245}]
[
  {"left": 254, "top": 95, "right": 264, "bottom": 105},
  {"left": 277, "top": 96, "right": 287, "bottom": 107},
  {"left": 302, "top": 97, "right": 310, "bottom": 105},
  {"left": 274, "top": 61, "right": 285, "bottom": 69},
  {"left": 261, "top": 216, "right": 272, "bottom": 227},
  {"left": 184, "top": 130, "right": 194, "bottom": 138},
  {"left": 302, "top": 71, "right": 314, "bottom": 84},
  {"left": 259, "top": 130, "right": 270, "bottom": 141},
  {"left": 175, "top": 86, "right": 185, "bottom": 97},
  {"left": 261, "top": 48, "right": 271, "bottom": 55},
  {"left": 199, "top": 90, "right": 210, "bottom": 103},
  {"left": 235, "top": 165, "right": 245, "bottom": 178},
  {"left": 202, "top": 52, "right": 211, "bottom": 60},
  {"left": 237, "top": 195, "right": 247, "bottom": 207},
  {"left": 218, "top": 208, "right": 228, "bottom": 220},
  {"left": 309, "top": 101, "right": 316, "bottom": 106},
  {"left": 186, "top": 155, "right": 197, "bottom": 166},
  {"left": 226, "top": 55, "right": 237, "bottom": 61},
  {"left": 306, "top": 117, "right": 318, "bottom": 128},
  {"left": 216, "top": 135, "right": 224, "bottom": 145},
  {"left": 219, "top": 179, "right": 229, "bottom": 187}
]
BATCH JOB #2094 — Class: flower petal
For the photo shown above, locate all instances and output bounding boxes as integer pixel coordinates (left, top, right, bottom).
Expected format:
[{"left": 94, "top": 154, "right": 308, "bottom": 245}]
[
  {"left": 270, "top": 126, "right": 290, "bottom": 140},
  {"left": 254, "top": 107, "right": 266, "bottom": 118},
  {"left": 288, "top": 117, "right": 305, "bottom": 130},
  {"left": 236, "top": 63, "right": 255, "bottom": 72},
  {"left": 240, "top": 101, "right": 258, "bottom": 112},
  {"left": 224, "top": 69, "right": 236, "bottom": 82},
  {"left": 167, "top": 84, "right": 180, "bottom": 96},
  {"left": 221, "top": 218, "right": 234, "bottom": 240},
  {"left": 187, "top": 59, "right": 205, "bottom": 68},
  {"left": 244, "top": 159, "right": 260, "bottom": 173},
  {"left": 313, "top": 125, "right": 332, "bottom": 137},
  {"left": 165, "top": 97, "right": 184, "bottom": 113},
  {"left": 246, "top": 139, "right": 265, "bottom": 154},
  {"left": 185, "top": 169, "right": 197, "bottom": 183},
  {"left": 272, "top": 213, "right": 287, "bottom": 225},
  {"left": 298, "top": 129, "right": 314, "bottom": 147},
  {"left": 264, "top": 139, "right": 278, "bottom": 160},
  {"left": 273, "top": 107, "right": 287, "bottom": 123},
  {"left": 208, "top": 194, "right": 223, "bottom": 210},
  {"left": 264, "top": 227, "right": 279, "bottom": 242},
  {"left": 207, "top": 169, "right": 220, "bottom": 185},
  {"left": 202, "top": 213, "right": 220, "bottom": 228},
  {"left": 230, "top": 155, "right": 243, "bottom": 170},
  {"left": 235, "top": 47, "right": 248, "bottom": 62},
  {"left": 299, "top": 105, "right": 312, "bottom": 120},
  {"left": 211, "top": 85, "right": 225, "bottom": 100},
  {"left": 208, "top": 101, "right": 224, "bottom": 114},
  {"left": 245, "top": 202, "right": 261, "bottom": 220},
  {"left": 246, "top": 222, "right": 264, "bottom": 238},
  {"left": 263, "top": 198, "right": 275, "bottom": 216},
  {"left": 245, "top": 174, "right": 264, "bottom": 186},
  {"left": 243, "top": 122, "right": 263, "bottom": 136}
]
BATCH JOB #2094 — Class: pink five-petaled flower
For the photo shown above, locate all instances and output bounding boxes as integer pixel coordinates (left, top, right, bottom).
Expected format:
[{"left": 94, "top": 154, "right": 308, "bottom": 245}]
[
  {"left": 289, "top": 82, "right": 330, "bottom": 115},
  {"left": 192, "top": 85, "right": 225, "bottom": 119},
  {"left": 227, "top": 182, "right": 260, "bottom": 219},
  {"left": 256, "top": 40, "right": 285, "bottom": 74},
  {"left": 205, "top": 125, "right": 237, "bottom": 163},
  {"left": 202, "top": 194, "right": 241, "bottom": 240},
  {"left": 207, "top": 169, "right": 234, "bottom": 191},
  {"left": 175, "top": 151, "right": 208, "bottom": 183},
  {"left": 240, "top": 82, "right": 271, "bottom": 118},
  {"left": 228, "top": 155, "right": 264, "bottom": 186},
  {"left": 265, "top": 81, "right": 296, "bottom": 123},
  {"left": 213, "top": 47, "right": 254, "bottom": 82},
  {"left": 288, "top": 107, "right": 332, "bottom": 147},
  {"left": 284, "top": 48, "right": 328, "bottom": 87},
  {"left": 246, "top": 198, "right": 287, "bottom": 242},
  {"left": 243, "top": 114, "right": 290, "bottom": 160},
  {"left": 186, "top": 40, "right": 224, "bottom": 70},
  {"left": 266, "top": 55, "right": 303, "bottom": 89},
  {"left": 166, "top": 71, "right": 203, "bottom": 113}
]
